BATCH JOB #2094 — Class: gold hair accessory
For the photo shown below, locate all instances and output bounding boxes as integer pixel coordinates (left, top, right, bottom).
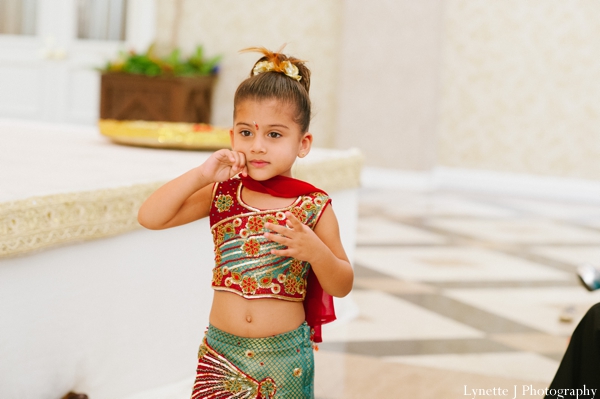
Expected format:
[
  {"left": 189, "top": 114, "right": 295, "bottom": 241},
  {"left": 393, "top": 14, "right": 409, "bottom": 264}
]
[{"left": 252, "top": 60, "right": 302, "bottom": 81}]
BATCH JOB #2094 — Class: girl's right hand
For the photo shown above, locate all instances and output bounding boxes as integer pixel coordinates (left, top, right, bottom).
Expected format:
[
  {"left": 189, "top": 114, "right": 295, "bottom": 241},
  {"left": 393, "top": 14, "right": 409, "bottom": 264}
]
[{"left": 200, "top": 149, "right": 248, "bottom": 182}]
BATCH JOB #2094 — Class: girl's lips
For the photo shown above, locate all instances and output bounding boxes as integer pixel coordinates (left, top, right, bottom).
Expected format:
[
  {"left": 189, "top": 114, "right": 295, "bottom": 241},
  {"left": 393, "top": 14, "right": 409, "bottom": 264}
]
[{"left": 249, "top": 160, "right": 269, "bottom": 168}]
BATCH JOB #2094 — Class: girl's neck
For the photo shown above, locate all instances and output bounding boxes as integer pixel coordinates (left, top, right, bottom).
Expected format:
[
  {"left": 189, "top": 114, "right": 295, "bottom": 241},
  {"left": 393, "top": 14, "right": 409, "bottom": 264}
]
[{"left": 240, "top": 186, "right": 297, "bottom": 210}]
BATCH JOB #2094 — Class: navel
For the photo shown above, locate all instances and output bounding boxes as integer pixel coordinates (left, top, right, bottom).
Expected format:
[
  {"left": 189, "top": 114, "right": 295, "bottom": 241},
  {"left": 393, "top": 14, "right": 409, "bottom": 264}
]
[{"left": 246, "top": 315, "right": 252, "bottom": 323}]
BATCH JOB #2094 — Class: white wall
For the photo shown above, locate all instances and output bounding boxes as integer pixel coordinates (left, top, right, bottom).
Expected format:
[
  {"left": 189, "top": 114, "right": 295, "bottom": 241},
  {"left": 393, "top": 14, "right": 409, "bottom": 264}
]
[
  {"left": 155, "top": 0, "right": 343, "bottom": 148},
  {"left": 334, "top": 0, "right": 444, "bottom": 170}
]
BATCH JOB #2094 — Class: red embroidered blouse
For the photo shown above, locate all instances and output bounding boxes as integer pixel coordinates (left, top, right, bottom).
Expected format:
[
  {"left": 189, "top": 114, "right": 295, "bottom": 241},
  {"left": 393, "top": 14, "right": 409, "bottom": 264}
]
[{"left": 209, "top": 176, "right": 331, "bottom": 301}]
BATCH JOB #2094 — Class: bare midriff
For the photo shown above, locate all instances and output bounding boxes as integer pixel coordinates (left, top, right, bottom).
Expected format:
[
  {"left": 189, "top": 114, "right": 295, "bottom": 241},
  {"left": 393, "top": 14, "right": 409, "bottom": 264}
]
[{"left": 209, "top": 291, "right": 305, "bottom": 338}]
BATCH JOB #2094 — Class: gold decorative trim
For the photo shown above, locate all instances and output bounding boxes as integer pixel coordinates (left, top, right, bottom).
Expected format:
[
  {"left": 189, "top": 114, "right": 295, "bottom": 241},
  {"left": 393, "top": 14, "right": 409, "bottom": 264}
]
[
  {"left": 0, "top": 182, "right": 164, "bottom": 259},
  {"left": 1, "top": 149, "right": 363, "bottom": 258},
  {"left": 236, "top": 180, "right": 303, "bottom": 213},
  {"left": 212, "top": 286, "right": 305, "bottom": 302},
  {"left": 98, "top": 119, "right": 231, "bottom": 150}
]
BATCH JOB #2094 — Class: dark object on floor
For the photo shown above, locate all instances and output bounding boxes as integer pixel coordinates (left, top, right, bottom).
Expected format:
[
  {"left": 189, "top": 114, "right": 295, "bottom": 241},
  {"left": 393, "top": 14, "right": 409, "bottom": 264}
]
[
  {"left": 544, "top": 303, "right": 600, "bottom": 398},
  {"left": 577, "top": 264, "right": 600, "bottom": 291},
  {"left": 61, "top": 392, "right": 89, "bottom": 399}
]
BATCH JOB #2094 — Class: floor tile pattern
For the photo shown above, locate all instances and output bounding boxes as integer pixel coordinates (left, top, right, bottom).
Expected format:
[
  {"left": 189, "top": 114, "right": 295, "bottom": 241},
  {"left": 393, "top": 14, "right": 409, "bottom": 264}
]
[{"left": 315, "top": 188, "right": 600, "bottom": 398}]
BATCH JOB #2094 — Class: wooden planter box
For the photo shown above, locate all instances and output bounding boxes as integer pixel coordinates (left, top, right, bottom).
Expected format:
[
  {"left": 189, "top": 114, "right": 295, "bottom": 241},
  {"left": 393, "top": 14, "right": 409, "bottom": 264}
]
[{"left": 100, "top": 73, "right": 217, "bottom": 123}]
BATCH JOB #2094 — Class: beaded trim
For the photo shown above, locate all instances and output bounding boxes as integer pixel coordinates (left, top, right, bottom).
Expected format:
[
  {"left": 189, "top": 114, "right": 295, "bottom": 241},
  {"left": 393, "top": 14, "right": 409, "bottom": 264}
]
[
  {"left": 1, "top": 149, "right": 363, "bottom": 258},
  {"left": 0, "top": 182, "right": 163, "bottom": 258}
]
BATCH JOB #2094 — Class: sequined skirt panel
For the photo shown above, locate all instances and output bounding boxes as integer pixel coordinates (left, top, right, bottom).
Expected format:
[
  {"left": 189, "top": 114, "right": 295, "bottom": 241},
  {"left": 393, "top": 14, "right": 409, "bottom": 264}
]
[{"left": 191, "top": 322, "right": 314, "bottom": 399}]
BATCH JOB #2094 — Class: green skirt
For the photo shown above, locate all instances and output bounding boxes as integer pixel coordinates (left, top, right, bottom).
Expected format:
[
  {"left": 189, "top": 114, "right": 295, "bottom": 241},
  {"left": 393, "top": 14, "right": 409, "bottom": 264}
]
[{"left": 191, "top": 322, "right": 314, "bottom": 399}]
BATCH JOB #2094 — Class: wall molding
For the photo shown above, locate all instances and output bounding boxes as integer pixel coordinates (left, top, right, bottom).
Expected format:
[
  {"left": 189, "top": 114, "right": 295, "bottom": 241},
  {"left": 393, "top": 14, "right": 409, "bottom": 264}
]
[{"left": 362, "top": 166, "right": 600, "bottom": 204}]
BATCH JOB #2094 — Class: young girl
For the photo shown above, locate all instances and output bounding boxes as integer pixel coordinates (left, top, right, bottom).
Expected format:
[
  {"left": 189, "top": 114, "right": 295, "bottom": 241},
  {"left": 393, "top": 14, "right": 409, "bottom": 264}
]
[{"left": 138, "top": 47, "right": 353, "bottom": 399}]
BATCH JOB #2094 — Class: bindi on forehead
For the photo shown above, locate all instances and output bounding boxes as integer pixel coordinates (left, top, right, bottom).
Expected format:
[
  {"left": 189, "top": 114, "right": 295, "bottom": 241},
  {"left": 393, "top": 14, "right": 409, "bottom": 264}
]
[{"left": 253, "top": 121, "right": 259, "bottom": 130}]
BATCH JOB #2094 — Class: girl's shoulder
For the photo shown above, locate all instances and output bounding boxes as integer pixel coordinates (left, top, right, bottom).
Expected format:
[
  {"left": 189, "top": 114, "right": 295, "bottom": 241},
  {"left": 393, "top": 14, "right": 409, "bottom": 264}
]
[
  {"left": 214, "top": 175, "right": 242, "bottom": 194},
  {"left": 209, "top": 177, "right": 243, "bottom": 222}
]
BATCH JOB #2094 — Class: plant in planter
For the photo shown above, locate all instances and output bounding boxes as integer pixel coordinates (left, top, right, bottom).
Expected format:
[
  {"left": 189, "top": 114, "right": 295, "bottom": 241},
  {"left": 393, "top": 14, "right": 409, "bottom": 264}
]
[{"left": 99, "top": 45, "right": 222, "bottom": 123}]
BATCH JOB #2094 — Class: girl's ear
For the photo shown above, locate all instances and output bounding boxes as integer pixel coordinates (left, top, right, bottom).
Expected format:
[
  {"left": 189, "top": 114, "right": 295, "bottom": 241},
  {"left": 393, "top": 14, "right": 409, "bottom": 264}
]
[{"left": 298, "top": 132, "right": 313, "bottom": 158}]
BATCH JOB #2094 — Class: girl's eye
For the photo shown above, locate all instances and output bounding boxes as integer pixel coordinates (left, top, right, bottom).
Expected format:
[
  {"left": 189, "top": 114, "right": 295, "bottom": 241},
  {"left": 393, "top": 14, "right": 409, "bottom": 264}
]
[
  {"left": 267, "top": 132, "right": 281, "bottom": 138},
  {"left": 240, "top": 130, "right": 252, "bottom": 137}
]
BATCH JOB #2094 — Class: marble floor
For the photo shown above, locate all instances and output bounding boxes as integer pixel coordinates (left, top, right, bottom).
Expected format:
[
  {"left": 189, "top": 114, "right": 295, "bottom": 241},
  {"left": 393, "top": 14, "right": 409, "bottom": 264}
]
[
  {"left": 314, "top": 187, "right": 600, "bottom": 399},
  {"left": 148, "top": 185, "right": 600, "bottom": 399}
]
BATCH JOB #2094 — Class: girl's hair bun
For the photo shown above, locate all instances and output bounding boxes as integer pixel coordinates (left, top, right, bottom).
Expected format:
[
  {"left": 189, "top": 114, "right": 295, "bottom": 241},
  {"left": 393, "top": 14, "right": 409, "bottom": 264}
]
[{"left": 240, "top": 45, "right": 311, "bottom": 93}]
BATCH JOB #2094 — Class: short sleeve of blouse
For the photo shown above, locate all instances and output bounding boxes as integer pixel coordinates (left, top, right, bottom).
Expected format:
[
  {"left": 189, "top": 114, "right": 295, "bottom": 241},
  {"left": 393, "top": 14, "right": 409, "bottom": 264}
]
[{"left": 293, "top": 192, "right": 331, "bottom": 230}]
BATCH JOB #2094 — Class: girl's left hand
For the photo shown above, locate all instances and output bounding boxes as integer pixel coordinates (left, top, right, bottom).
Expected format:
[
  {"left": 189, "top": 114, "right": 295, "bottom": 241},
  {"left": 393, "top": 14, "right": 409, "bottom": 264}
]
[{"left": 263, "top": 211, "right": 324, "bottom": 263}]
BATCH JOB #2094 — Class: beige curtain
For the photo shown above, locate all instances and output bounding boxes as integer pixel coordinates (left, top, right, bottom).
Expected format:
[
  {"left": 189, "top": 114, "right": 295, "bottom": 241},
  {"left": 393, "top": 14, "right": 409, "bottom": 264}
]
[
  {"left": 77, "top": 0, "right": 127, "bottom": 41},
  {"left": 0, "top": 0, "right": 37, "bottom": 35}
]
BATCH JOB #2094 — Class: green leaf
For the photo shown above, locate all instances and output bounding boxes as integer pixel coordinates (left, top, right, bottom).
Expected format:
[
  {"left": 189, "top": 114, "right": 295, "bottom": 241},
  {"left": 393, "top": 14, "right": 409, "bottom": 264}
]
[{"left": 99, "top": 42, "right": 221, "bottom": 77}]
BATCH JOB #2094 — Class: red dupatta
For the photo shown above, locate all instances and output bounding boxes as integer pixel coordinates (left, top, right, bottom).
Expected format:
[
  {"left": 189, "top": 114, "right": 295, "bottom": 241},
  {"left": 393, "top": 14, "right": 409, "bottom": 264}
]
[{"left": 240, "top": 174, "right": 336, "bottom": 342}]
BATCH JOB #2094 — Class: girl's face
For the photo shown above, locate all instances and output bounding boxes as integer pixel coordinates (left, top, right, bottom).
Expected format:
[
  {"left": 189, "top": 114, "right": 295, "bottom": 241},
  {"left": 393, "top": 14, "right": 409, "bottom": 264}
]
[{"left": 231, "top": 99, "right": 312, "bottom": 181}]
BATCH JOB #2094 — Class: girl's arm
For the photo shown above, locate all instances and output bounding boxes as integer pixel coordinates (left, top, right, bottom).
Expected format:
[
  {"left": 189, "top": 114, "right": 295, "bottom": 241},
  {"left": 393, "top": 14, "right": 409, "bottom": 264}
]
[
  {"left": 138, "top": 149, "right": 247, "bottom": 230},
  {"left": 264, "top": 207, "right": 354, "bottom": 298}
]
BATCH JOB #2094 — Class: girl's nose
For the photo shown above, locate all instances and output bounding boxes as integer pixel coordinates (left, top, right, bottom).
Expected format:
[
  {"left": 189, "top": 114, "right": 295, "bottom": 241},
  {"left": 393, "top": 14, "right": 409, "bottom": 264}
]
[{"left": 250, "top": 136, "right": 266, "bottom": 153}]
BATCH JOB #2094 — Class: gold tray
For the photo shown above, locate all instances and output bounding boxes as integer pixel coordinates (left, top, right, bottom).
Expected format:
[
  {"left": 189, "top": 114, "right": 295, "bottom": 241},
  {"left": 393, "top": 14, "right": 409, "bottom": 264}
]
[{"left": 98, "top": 119, "right": 231, "bottom": 150}]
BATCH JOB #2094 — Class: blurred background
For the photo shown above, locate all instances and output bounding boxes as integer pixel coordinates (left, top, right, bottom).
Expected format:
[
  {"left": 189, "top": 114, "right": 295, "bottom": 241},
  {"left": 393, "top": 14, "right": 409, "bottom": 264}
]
[
  {"left": 3, "top": 0, "right": 600, "bottom": 398},
  {"left": 4, "top": 0, "right": 600, "bottom": 178}
]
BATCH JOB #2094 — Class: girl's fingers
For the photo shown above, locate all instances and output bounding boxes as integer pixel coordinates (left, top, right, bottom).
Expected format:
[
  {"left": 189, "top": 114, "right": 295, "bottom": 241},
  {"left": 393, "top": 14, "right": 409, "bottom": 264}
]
[
  {"left": 214, "top": 149, "right": 232, "bottom": 163},
  {"left": 227, "top": 151, "right": 247, "bottom": 175},
  {"left": 271, "top": 248, "right": 291, "bottom": 257},
  {"left": 228, "top": 150, "right": 236, "bottom": 164},
  {"left": 228, "top": 151, "right": 241, "bottom": 176},
  {"left": 234, "top": 151, "right": 241, "bottom": 166},
  {"left": 265, "top": 216, "right": 301, "bottom": 233},
  {"left": 284, "top": 212, "right": 302, "bottom": 229},
  {"left": 264, "top": 222, "right": 290, "bottom": 235},
  {"left": 216, "top": 149, "right": 235, "bottom": 168},
  {"left": 264, "top": 231, "right": 290, "bottom": 244},
  {"left": 238, "top": 152, "right": 247, "bottom": 174},
  {"left": 241, "top": 154, "right": 248, "bottom": 176}
]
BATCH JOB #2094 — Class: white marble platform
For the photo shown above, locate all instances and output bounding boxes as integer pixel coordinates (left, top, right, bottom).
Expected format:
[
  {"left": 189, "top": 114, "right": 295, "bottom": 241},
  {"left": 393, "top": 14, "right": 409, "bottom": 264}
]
[{"left": 0, "top": 118, "right": 362, "bottom": 399}]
